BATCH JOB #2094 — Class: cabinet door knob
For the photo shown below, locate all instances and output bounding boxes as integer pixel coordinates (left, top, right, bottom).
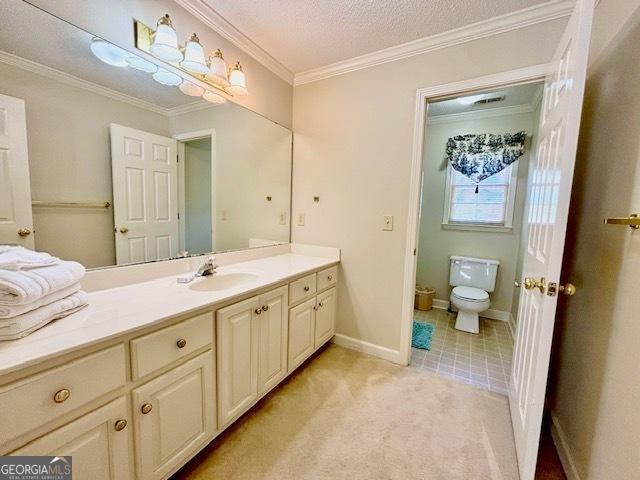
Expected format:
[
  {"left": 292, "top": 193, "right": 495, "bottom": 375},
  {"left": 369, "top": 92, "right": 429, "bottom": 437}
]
[
  {"left": 53, "top": 388, "right": 70, "bottom": 403},
  {"left": 119, "top": 227, "right": 129, "bottom": 234},
  {"left": 318, "top": 302, "right": 324, "bottom": 308},
  {"left": 141, "top": 403, "right": 153, "bottom": 414},
  {"left": 313, "top": 305, "right": 318, "bottom": 311},
  {"left": 262, "top": 305, "right": 269, "bottom": 312},
  {"left": 176, "top": 338, "right": 187, "bottom": 348},
  {"left": 114, "top": 419, "right": 128, "bottom": 431},
  {"left": 327, "top": 275, "right": 333, "bottom": 281},
  {"left": 254, "top": 308, "right": 262, "bottom": 315},
  {"left": 303, "top": 286, "right": 310, "bottom": 292}
]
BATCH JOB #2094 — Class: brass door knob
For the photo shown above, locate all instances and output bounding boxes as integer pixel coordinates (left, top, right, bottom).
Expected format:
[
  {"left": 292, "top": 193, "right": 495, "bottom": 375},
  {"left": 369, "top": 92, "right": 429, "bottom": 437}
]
[
  {"left": 53, "top": 388, "right": 70, "bottom": 403},
  {"left": 558, "top": 283, "right": 577, "bottom": 296},
  {"left": 114, "top": 419, "right": 128, "bottom": 431},
  {"left": 141, "top": 403, "right": 153, "bottom": 414},
  {"left": 262, "top": 305, "right": 269, "bottom": 312},
  {"left": 119, "top": 227, "right": 129, "bottom": 234},
  {"left": 523, "top": 277, "right": 547, "bottom": 294},
  {"left": 18, "top": 228, "right": 31, "bottom": 237},
  {"left": 254, "top": 308, "right": 262, "bottom": 315},
  {"left": 176, "top": 338, "right": 187, "bottom": 348}
]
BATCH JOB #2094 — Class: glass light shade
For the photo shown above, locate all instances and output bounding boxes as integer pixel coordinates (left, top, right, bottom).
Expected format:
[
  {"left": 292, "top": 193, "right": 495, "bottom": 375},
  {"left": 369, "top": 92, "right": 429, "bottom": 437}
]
[
  {"left": 90, "top": 38, "right": 128, "bottom": 67},
  {"left": 227, "top": 62, "right": 248, "bottom": 96},
  {"left": 202, "top": 90, "right": 227, "bottom": 105},
  {"left": 179, "top": 80, "right": 205, "bottom": 97},
  {"left": 206, "top": 49, "right": 229, "bottom": 86},
  {"left": 180, "top": 33, "right": 209, "bottom": 74},
  {"left": 150, "top": 15, "right": 183, "bottom": 63},
  {"left": 125, "top": 55, "right": 158, "bottom": 73},
  {"left": 152, "top": 68, "right": 182, "bottom": 86},
  {"left": 457, "top": 95, "right": 483, "bottom": 106}
]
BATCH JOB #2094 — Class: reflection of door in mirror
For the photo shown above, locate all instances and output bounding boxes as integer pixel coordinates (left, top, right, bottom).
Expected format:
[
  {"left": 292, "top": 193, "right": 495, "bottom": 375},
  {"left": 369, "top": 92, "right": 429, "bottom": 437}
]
[
  {"left": 0, "top": 94, "right": 34, "bottom": 249},
  {"left": 110, "top": 124, "right": 178, "bottom": 265}
]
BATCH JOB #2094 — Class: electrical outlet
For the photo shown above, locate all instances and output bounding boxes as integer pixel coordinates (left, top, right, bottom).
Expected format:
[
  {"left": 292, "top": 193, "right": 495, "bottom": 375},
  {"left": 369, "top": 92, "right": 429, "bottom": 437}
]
[
  {"left": 297, "top": 213, "right": 305, "bottom": 226},
  {"left": 279, "top": 212, "right": 287, "bottom": 225},
  {"left": 383, "top": 215, "right": 393, "bottom": 231}
]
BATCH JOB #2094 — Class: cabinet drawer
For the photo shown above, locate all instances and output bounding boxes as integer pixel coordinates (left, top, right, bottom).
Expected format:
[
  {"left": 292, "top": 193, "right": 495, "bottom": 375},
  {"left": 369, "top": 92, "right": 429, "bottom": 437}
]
[
  {"left": 0, "top": 345, "right": 126, "bottom": 447},
  {"left": 131, "top": 312, "right": 213, "bottom": 379},
  {"left": 317, "top": 266, "right": 338, "bottom": 291},
  {"left": 289, "top": 274, "right": 316, "bottom": 305}
]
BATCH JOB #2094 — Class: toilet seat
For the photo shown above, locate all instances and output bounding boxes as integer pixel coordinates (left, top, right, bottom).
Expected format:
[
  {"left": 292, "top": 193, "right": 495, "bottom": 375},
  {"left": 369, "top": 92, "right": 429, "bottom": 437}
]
[{"left": 451, "top": 286, "right": 489, "bottom": 302}]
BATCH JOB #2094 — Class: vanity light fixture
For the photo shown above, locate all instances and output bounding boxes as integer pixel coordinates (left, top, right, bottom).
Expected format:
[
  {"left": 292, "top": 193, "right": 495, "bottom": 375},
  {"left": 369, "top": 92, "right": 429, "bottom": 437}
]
[
  {"left": 206, "top": 49, "right": 230, "bottom": 86},
  {"left": 227, "top": 62, "right": 248, "bottom": 96},
  {"left": 179, "top": 80, "right": 205, "bottom": 97},
  {"left": 152, "top": 68, "right": 182, "bottom": 86},
  {"left": 125, "top": 54, "right": 158, "bottom": 73},
  {"left": 202, "top": 90, "right": 227, "bottom": 104},
  {"left": 149, "top": 14, "right": 183, "bottom": 63},
  {"left": 180, "top": 33, "right": 209, "bottom": 74},
  {"left": 90, "top": 38, "right": 128, "bottom": 67}
]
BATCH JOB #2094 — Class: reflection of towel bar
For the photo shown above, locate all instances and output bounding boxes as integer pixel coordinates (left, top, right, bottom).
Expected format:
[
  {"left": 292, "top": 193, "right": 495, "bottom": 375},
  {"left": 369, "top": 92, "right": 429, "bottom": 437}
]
[{"left": 32, "top": 201, "right": 111, "bottom": 209}]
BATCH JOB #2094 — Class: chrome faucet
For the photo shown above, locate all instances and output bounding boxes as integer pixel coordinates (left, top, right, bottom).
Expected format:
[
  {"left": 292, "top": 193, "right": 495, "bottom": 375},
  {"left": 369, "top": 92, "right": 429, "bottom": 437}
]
[{"left": 195, "top": 256, "right": 218, "bottom": 277}]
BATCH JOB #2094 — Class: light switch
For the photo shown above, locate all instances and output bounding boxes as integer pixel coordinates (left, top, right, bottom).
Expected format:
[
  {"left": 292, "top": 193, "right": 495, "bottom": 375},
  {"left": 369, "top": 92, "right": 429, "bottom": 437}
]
[
  {"left": 383, "top": 215, "right": 393, "bottom": 231},
  {"left": 297, "top": 213, "right": 305, "bottom": 226},
  {"left": 279, "top": 212, "right": 287, "bottom": 225}
]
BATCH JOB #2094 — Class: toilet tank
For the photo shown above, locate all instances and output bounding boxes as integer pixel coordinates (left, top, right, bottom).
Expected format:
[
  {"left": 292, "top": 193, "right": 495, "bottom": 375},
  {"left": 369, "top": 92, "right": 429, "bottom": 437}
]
[{"left": 449, "top": 256, "right": 500, "bottom": 292}]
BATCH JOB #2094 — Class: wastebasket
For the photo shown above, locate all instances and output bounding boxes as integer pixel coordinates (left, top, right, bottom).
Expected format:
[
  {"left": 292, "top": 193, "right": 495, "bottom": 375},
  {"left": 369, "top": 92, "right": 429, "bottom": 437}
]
[{"left": 415, "top": 286, "right": 435, "bottom": 311}]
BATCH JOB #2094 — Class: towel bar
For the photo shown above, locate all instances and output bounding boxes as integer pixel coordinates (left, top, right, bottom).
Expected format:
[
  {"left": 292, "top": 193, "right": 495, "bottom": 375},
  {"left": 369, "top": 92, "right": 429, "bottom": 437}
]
[{"left": 32, "top": 201, "right": 111, "bottom": 209}]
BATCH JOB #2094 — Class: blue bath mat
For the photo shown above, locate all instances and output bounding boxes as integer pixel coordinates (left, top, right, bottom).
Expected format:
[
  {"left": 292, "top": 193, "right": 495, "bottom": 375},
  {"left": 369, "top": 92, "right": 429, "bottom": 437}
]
[{"left": 412, "top": 321, "right": 435, "bottom": 350}]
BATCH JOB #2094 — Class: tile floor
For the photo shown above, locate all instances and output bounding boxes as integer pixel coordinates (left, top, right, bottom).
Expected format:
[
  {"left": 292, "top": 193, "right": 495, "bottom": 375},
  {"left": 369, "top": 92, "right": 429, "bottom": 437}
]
[{"left": 410, "top": 308, "right": 513, "bottom": 395}]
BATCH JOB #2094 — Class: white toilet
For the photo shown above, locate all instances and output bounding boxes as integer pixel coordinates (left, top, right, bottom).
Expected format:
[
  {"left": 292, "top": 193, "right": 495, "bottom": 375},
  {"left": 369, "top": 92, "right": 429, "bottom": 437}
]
[{"left": 449, "top": 256, "right": 500, "bottom": 334}]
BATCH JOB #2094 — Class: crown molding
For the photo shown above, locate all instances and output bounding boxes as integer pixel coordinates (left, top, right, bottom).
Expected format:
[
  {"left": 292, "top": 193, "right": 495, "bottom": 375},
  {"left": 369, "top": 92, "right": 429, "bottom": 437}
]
[
  {"left": 174, "top": 0, "right": 294, "bottom": 85},
  {"left": 165, "top": 99, "right": 213, "bottom": 116},
  {"left": 427, "top": 103, "right": 534, "bottom": 125},
  {"left": 294, "top": 0, "right": 574, "bottom": 86},
  {"left": 0, "top": 50, "right": 169, "bottom": 115}
]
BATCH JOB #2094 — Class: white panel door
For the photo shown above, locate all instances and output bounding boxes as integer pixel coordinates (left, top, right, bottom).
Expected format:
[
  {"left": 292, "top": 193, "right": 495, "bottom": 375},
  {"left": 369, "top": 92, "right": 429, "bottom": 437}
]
[
  {"left": 315, "top": 287, "right": 336, "bottom": 347},
  {"left": 257, "top": 286, "right": 288, "bottom": 395},
  {"left": 217, "top": 296, "right": 260, "bottom": 427},
  {"left": 288, "top": 298, "right": 316, "bottom": 372},
  {"left": 110, "top": 124, "right": 178, "bottom": 265},
  {"left": 509, "top": 1, "right": 593, "bottom": 478},
  {"left": 133, "top": 351, "right": 214, "bottom": 480},
  {"left": 13, "top": 397, "right": 133, "bottom": 479},
  {"left": 0, "top": 94, "right": 33, "bottom": 248}
]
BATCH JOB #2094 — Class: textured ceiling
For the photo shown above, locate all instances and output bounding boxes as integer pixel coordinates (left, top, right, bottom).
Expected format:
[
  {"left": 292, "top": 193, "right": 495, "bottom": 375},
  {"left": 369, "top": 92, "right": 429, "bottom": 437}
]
[
  {"left": 428, "top": 83, "right": 543, "bottom": 116},
  {"left": 200, "top": 0, "right": 551, "bottom": 72}
]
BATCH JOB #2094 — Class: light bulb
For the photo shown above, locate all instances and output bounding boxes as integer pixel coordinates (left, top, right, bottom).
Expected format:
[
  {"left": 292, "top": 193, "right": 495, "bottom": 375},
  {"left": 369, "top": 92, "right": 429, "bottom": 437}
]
[
  {"left": 180, "top": 33, "right": 209, "bottom": 74},
  {"left": 206, "top": 49, "right": 229, "bottom": 87},
  {"left": 150, "top": 14, "right": 183, "bottom": 63},
  {"left": 227, "top": 61, "right": 248, "bottom": 96}
]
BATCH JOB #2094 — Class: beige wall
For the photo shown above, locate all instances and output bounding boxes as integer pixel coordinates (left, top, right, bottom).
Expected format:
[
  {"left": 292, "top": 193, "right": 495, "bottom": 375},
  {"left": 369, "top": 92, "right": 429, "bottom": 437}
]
[
  {"left": 417, "top": 110, "right": 535, "bottom": 313},
  {"left": 548, "top": 8, "right": 640, "bottom": 479},
  {"left": 29, "top": 0, "right": 293, "bottom": 128},
  {"left": 291, "top": 20, "right": 566, "bottom": 352},
  {"left": 0, "top": 62, "right": 170, "bottom": 268}
]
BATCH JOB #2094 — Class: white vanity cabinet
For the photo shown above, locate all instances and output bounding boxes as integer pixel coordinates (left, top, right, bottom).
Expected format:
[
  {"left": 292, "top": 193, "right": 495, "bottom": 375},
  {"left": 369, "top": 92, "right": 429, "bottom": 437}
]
[
  {"left": 216, "top": 286, "right": 288, "bottom": 427},
  {"left": 12, "top": 397, "right": 133, "bottom": 480},
  {"left": 288, "top": 298, "right": 317, "bottom": 371},
  {"left": 315, "top": 287, "right": 337, "bottom": 347},
  {"left": 133, "top": 351, "right": 215, "bottom": 480}
]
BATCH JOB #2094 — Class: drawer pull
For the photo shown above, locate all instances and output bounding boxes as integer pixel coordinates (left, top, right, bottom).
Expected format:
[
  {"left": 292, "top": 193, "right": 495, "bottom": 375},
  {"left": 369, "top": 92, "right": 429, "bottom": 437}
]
[
  {"left": 114, "top": 419, "right": 128, "bottom": 431},
  {"left": 254, "top": 308, "right": 262, "bottom": 315},
  {"left": 141, "top": 403, "right": 153, "bottom": 414},
  {"left": 303, "top": 286, "right": 310, "bottom": 292},
  {"left": 176, "top": 338, "right": 187, "bottom": 349},
  {"left": 53, "top": 389, "right": 70, "bottom": 403},
  {"left": 327, "top": 275, "right": 333, "bottom": 281},
  {"left": 313, "top": 305, "right": 318, "bottom": 311},
  {"left": 262, "top": 305, "right": 269, "bottom": 312}
]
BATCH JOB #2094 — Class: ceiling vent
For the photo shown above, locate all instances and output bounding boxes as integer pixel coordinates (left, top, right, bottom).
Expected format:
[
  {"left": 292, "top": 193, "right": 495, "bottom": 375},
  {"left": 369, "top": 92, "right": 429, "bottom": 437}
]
[{"left": 473, "top": 95, "right": 506, "bottom": 105}]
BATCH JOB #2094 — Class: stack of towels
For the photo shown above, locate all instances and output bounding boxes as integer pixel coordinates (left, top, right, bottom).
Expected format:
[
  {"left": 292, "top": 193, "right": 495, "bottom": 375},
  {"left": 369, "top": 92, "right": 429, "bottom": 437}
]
[{"left": 0, "top": 246, "right": 88, "bottom": 340}]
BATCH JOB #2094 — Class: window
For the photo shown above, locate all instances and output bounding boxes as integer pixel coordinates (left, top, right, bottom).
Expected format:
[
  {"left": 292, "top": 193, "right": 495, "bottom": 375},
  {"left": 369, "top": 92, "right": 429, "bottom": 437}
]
[{"left": 443, "top": 162, "right": 518, "bottom": 230}]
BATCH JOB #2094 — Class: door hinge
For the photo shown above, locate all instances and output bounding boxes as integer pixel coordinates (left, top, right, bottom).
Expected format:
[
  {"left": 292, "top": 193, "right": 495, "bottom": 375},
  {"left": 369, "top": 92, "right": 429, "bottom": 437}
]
[
  {"left": 413, "top": 248, "right": 417, "bottom": 256},
  {"left": 177, "top": 212, "right": 180, "bottom": 220},
  {"left": 176, "top": 155, "right": 179, "bottom": 163}
]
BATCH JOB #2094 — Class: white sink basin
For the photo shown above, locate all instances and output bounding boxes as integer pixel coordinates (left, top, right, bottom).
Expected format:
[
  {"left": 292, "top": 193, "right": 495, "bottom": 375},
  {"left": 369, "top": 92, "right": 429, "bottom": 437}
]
[{"left": 188, "top": 272, "right": 260, "bottom": 292}]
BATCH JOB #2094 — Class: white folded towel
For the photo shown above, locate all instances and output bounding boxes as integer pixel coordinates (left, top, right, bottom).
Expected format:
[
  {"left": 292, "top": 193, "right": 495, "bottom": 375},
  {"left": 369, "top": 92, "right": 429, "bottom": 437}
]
[
  {"left": 0, "top": 261, "right": 85, "bottom": 306},
  {"left": 0, "top": 282, "right": 81, "bottom": 318},
  {"left": 0, "top": 291, "right": 88, "bottom": 341},
  {"left": 0, "top": 246, "right": 60, "bottom": 270}
]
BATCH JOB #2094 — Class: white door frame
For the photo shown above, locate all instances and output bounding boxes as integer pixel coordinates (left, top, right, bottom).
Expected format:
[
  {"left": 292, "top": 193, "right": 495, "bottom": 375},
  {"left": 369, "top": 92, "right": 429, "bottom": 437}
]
[
  {"left": 173, "top": 129, "right": 217, "bottom": 254},
  {"left": 398, "top": 64, "right": 550, "bottom": 366}
]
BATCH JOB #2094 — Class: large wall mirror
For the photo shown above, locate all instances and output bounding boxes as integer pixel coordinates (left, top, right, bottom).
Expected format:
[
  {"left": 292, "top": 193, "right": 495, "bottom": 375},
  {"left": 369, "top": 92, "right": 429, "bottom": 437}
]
[{"left": 0, "top": 1, "right": 292, "bottom": 269}]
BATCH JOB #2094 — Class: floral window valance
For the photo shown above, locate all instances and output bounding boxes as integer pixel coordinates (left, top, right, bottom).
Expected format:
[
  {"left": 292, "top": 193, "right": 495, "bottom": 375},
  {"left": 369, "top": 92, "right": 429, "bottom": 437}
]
[{"left": 445, "top": 131, "right": 527, "bottom": 191}]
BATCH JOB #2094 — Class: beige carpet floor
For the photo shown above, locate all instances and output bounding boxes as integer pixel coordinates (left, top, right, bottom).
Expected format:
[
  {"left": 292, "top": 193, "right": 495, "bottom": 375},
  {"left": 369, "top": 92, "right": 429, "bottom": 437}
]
[{"left": 173, "top": 344, "right": 519, "bottom": 480}]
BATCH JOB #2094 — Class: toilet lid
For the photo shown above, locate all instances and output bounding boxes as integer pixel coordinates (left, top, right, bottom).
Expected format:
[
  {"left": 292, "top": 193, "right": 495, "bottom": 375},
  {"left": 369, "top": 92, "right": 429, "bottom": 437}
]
[{"left": 452, "top": 286, "right": 489, "bottom": 302}]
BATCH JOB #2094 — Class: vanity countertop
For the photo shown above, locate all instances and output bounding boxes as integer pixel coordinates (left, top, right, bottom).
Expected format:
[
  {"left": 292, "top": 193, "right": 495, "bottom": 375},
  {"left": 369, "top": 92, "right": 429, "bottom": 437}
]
[{"left": 0, "top": 251, "right": 339, "bottom": 377}]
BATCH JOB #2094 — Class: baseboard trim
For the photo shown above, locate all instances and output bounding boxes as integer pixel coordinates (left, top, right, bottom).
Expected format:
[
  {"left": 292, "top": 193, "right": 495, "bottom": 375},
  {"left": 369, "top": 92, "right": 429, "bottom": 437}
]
[
  {"left": 508, "top": 313, "right": 517, "bottom": 341},
  {"left": 550, "top": 413, "right": 581, "bottom": 480},
  {"left": 331, "top": 333, "right": 402, "bottom": 364},
  {"left": 432, "top": 298, "right": 511, "bottom": 322}
]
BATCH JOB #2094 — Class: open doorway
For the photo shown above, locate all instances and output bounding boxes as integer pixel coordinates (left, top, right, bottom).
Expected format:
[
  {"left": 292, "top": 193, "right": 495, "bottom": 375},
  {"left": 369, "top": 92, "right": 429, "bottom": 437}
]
[{"left": 410, "top": 81, "right": 544, "bottom": 395}]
